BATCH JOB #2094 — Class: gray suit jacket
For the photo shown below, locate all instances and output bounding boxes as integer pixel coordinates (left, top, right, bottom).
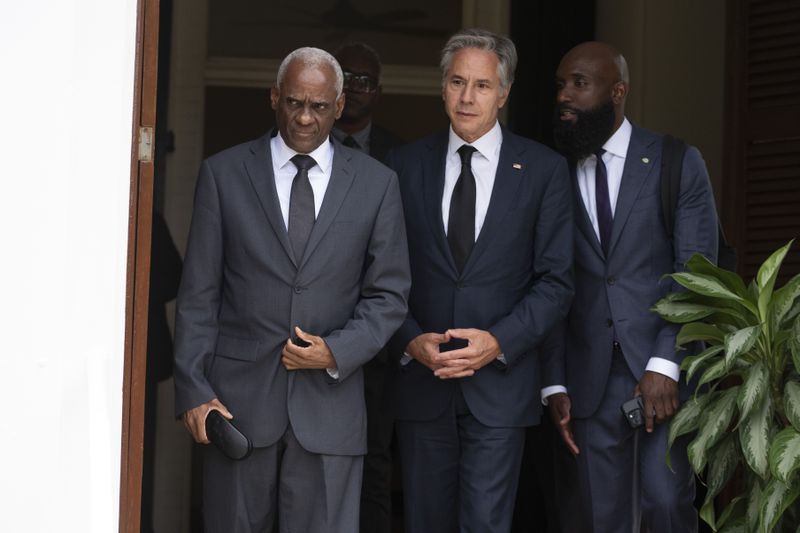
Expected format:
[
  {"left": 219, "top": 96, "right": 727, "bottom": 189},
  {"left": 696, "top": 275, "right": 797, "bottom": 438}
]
[
  {"left": 543, "top": 124, "right": 718, "bottom": 418},
  {"left": 173, "top": 132, "right": 410, "bottom": 455}
]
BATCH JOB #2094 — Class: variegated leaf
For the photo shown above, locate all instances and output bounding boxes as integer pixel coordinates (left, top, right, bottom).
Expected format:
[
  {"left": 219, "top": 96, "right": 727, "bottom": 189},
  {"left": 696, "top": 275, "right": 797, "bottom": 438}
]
[
  {"left": 670, "top": 272, "right": 746, "bottom": 302},
  {"left": 792, "top": 316, "right": 800, "bottom": 375},
  {"left": 688, "top": 388, "right": 738, "bottom": 472},
  {"left": 747, "top": 481, "right": 763, "bottom": 531},
  {"left": 770, "top": 273, "right": 800, "bottom": 332},
  {"left": 716, "top": 496, "right": 744, "bottom": 531},
  {"left": 759, "top": 478, "right": 800, "bottom": 533},
  {"left": 718, "top": 520, "right": 748, "bottom": 533},
  {"left": 768, "top": 427, "right": 800, "bottom": 483},
  {"left": 699, "top": 497, "right": 717, "bottom": 530},
  {"left": 786, "top": 381, "right": 800, "bottom": 432},
  {"left": 757, "top": 240, "right": 794, "bottom": 322},
  {"left": 682, "top": 344, "right": 724, "bottom": 383},
  {"left": 737, "top": 360, "right": 768, "bottom": 422},
  {"left": 724, "top": 325, "right": 760, "bottom": 369},
  {"left": 650, "top": 300, "right": 717, "bottom": 323},
  {"left": 698, "top": 357, "right": 728, "bottom": 389},
  {"left": 668, "top": 394, "right": 709, "bottom": 452},
  {"left": 740, "top": 393, "right": 773, "bottom": 478},
  {"left": 706, "top": 435, "right": 740, "bottom": 505},
  {"left": 687, "top": 252, "right": 748, "bottom": 296},
  {"left": 677, "top": 322, "right": 726, "bottom": 347}
]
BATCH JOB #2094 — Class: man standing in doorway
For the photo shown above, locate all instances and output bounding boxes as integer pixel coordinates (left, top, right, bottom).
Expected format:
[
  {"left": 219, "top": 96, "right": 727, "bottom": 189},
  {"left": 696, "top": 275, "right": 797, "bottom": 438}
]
[
  {"left": 332, "top": 41, "right": 404, "bottom": 533},
  {"left": 174, "top": 47, "right": 410, "bottom": 533},
  {"left": 387, "top": 28, "right": 573, "bottom": 532},
  {"left": 543, "top": 41, "right": 718, "bottom": 532}
]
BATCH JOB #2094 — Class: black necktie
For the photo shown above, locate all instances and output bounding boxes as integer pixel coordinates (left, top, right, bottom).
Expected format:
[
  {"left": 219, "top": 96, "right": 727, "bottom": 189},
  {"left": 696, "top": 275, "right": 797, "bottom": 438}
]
[
  {"left": 342, "top": 136, "right": 358, "bottom": 148},
  {"left": 288, "top": 154, "right": 316, "bottom": 262},
  {"left": 594, "top": 149, "right": 613, "bottom": 256},
  {"left": 448, "top": 145, "right": 477, "bottom": 273}
]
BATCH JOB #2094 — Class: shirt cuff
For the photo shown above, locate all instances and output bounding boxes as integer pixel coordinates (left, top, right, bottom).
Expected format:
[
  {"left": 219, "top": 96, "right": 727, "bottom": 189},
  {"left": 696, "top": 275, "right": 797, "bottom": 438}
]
[
  {"left": 497, "top": 353, "right": 507, "bottom": 364},
  {"left": 326, "top": 368, "right": 339, "bottom": 380},
  {"left": 400, "top": 353, "right": 412, "bottom": 366},
  {"left": 541, "top": 385, "right": 567, "bottom": 405},
  {"left": 645, "top": 357, "right": 680, "bottom": 382}
]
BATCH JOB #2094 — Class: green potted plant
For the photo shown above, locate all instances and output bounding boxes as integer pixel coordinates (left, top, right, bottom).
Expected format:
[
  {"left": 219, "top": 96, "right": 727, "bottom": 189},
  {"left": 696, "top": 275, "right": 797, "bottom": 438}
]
[{"left": 651, "top": 240, "right": 800, "bottom": 532}]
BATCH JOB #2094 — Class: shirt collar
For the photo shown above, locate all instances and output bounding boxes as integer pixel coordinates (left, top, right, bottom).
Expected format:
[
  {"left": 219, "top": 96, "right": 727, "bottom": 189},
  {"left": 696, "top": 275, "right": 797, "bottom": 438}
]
[
  {"left": 602, "top": 117, "right": 632, "bottom": 159},
  {"left": 331, "top": 122, "right": 371, "bottom": 147},
  {"left": 447, "top": 121, "right": 503, "bottom": 160},
  {"left": 272, "top": 132, "right": 333, "bottom": 174}
]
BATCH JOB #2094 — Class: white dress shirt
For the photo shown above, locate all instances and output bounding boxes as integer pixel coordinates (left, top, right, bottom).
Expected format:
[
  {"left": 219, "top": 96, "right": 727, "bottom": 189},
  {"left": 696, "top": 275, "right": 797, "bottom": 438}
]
[
  {"left": 541, "top": 118, "right": 679, "bottom": 403},
  {"left": 270, "top": 132, "right": 339, "bottom": 378},
  {"left": 270, "top": 132, "right": 334, "bottom": 228}
]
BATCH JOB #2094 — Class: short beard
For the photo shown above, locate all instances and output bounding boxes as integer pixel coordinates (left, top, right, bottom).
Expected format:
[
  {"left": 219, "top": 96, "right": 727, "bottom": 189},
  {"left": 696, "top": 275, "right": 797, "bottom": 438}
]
[{"left": 553, "top": 100, "right": 616, "bottom": 162}]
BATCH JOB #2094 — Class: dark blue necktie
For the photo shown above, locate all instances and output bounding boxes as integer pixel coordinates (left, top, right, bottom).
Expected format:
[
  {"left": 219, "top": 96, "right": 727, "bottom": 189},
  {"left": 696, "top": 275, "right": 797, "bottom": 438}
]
[{"left": 595, "top": 149, "right": 613, "bottom": 256}]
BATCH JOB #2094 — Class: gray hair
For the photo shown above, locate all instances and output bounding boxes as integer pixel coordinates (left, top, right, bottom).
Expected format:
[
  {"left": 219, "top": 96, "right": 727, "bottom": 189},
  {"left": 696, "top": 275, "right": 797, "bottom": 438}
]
[
  {"left": 276, "top": 47, "right": 344, "bottom": 97},
  {"left": 440, "top": 28, "right": 517, "bottom": 91}
]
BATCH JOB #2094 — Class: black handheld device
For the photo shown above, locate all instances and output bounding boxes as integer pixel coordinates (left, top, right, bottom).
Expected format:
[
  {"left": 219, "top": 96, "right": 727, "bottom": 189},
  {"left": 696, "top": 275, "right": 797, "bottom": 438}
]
[
  {"left": 205, "top": 409, "right": 253, "bottom": 460},
  {"left": 621, "top": 396, "right": 645, "bottom": 429}
]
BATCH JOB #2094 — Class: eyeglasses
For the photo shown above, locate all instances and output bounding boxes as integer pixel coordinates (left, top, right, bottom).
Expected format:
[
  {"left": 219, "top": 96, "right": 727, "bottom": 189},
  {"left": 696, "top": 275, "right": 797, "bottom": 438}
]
[{"left": 343, "top": 72, "right": 378, "bottom": 94}]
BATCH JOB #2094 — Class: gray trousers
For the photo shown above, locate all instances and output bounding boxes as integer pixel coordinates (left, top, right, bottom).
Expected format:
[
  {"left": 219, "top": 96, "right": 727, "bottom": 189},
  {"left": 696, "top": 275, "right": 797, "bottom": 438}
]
[{"left": 202, "top": 426, "right": 363, "bottom": 533}]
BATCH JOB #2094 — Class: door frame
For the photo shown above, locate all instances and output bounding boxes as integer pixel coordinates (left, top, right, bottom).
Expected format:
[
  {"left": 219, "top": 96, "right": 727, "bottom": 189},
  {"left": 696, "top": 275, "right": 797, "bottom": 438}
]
[{"left": 119, "top": 0, "right": 160, "bottom": 530}]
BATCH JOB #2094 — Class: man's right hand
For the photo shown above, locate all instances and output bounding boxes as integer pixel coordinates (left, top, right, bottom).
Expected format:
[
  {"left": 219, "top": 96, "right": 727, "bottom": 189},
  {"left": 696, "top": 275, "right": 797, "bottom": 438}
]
[
  {"left": 182, "top": 398, "right": 233, "bottom": 444},
  {"left": 405, "top": 332, "right": 451, "bottom": 372},
  {"left": 548, "top": 392, "right": 580, "bottom": 456}
]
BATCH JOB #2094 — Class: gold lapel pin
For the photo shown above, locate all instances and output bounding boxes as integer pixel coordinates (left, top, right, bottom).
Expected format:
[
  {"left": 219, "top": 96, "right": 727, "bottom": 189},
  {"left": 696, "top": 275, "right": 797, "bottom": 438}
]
[
  {"left": 513, "top": 163, "right": 522, "bottom": 169},
  {"left": 642, "top": 157, "right": 650, "bottom": 164}
]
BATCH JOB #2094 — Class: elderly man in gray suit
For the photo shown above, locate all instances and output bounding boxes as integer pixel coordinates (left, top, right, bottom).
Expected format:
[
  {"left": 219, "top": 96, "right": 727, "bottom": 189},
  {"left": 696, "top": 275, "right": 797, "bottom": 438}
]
[
  {"left": 543, "top": 42, "right": 718, "bottom": 532},
  {"left": 173, "top": 47, "right": 410, "bottom": 533}
]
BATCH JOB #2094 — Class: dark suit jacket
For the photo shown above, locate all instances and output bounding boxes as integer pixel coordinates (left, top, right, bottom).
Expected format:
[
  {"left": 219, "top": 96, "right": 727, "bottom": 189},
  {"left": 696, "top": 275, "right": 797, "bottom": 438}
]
[
  {"left": 173, "top": 132, "right": 410, "bottom": 455},
  {"left": 368, "top": 123, "right": 403, "bottom": 164},
  {"left": 542, "top": 124, "right": 718, "bottom": 418},
  {"left": 386, "top": 127, "right": 574, "bottom": 428}
]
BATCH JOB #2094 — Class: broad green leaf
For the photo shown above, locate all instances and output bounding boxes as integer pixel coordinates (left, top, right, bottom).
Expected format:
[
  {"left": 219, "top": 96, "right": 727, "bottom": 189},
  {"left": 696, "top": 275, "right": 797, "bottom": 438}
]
[
  {"left": 718, "top": 520, "right": 748, "bottom": 533},
  {"left": 699, "top": 497, "right": 717, "bottom": 530},
  {"left": 669, "top": 272, "right": 747, "bottom": 302},
  {"left": 737, "top": 360, "right": 769, "bottom": 421},
  {"left": 677, "top": 322, "right": 726, "bottom": 347},
  {"left": 682, "top": 344, "right": 724, "bottom": 383},
  {"left": 686, "top": 252, "right": 749, "bottom": 296},
  {"left": 759, "top": 478, "right": 800, "bottom": 533},
  {"left": 698, "top": 357, "right": 729, "bottom": 389},
  {"left": 771, "top": 273, "right": 800, "bottom": 332},
  {"left": 783, "top": 299, "right": 800, "bottom": 328},
  {"left": 717, "top": 496, "right": 744, "bottom": 531},
  {"left": 724, "top": 325, "right": 760, "bottom": 369},
  {"left": 747, "top": 481, "right": 763, "bottom": 530},
  {"left": 688, "top": 388, "right": 739, "bottom": 472},
  {"left": 668, "top": 394, "right": 709, "bottom": 452},
  {"left": 706, "top": 434, "right": 740, "bottom": 500},
  {"left": 740, "top": 393, "right": 773, "bottom": 478},
  {"left": 786, "top": 381, "right": 800, "bottom": 432},
  {"left": 768, "top": 427, "right": 800, "bottom": 483},
  {"left": 792, "top": 316, "right": 800, "bottom": 375},
  {"left": 757, "top": 240, "right": 793, "bottom": 321},
  {"left": 650, "top": 300, "right": 717, "bottom": 323}
]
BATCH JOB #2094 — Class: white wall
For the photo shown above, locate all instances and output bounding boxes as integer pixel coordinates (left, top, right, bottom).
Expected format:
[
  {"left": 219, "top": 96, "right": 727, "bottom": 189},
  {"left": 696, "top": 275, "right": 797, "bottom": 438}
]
[{"left": 0, "top": 1, "right": 138, "bottom": 531}]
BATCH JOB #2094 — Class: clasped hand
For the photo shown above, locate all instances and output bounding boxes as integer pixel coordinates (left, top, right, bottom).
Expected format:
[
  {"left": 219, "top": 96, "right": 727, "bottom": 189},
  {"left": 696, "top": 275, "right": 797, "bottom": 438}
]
[
  {"left": 405, "top": 328, "right": 501, "bottom": 379},
  {"left": 282, "top": 326, "right": 336, "bottom": 370}
]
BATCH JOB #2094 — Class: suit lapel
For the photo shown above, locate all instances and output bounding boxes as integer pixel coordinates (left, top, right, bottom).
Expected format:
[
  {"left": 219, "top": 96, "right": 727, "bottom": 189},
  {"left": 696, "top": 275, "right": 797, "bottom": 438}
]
[
  {"left": 570, "top": 163, "right": 605, "bottom": 260},
  {"left": 299, "top": 141, "right": 355, "bottom": 269},
  {"left": 465, "top": 130, "right": 525, "bottom": 272},
  {"left": 244, "top": 133, "right": 297, "bottom": 267},
  {"left": 422, "top": 134, "right": 456, "bottom": 273},
  {"left": 608, "top": 126, "right": 659, "bottom": 256}
]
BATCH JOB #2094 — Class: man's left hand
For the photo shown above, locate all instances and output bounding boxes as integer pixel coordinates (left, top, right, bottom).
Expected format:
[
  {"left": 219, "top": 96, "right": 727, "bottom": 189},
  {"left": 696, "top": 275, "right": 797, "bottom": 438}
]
[
  {"left": 433, "top": 328, "right": 501, "bottom": 379},
  {"left": 282, "top": 326, "right": 337, "bottom": 370},
  {"left": 634, "top": 371, "right": 679, "bottom": 433}
]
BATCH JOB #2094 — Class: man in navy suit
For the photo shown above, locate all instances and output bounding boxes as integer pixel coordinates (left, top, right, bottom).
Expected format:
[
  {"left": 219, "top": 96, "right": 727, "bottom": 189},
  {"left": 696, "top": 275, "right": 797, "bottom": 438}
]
[
  {"left": 386, "top": 28, "right": 573, "bottom": 532},
  {"left": 543, "top": 42, "right": 718, "bottom": 532}
]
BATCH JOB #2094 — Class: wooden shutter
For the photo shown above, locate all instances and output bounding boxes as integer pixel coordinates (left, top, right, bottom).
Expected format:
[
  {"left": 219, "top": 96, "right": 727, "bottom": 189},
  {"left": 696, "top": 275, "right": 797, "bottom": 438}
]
[{"left": 725, "top": 0, "right": 800, "bottom": 283}]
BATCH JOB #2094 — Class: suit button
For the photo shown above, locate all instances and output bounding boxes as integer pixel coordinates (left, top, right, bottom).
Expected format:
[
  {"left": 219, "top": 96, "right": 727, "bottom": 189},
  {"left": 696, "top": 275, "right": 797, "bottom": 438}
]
[
  {"left": 607, "top": 319, "right": 613, "bottom": 328},
  {"left": 293, "top": 286, "right": 302, "bottom": 294},
  {"left": 607, "top": 276, "right": 616, "bottom": 286}
]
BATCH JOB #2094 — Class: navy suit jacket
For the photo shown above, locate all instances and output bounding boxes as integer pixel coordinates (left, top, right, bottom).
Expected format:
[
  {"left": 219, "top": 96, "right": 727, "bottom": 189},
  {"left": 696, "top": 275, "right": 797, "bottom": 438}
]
[
  {"left": 386, "top": 127, "right": 574, "bottom": 428},
  {"left": 542, "top": 124, "right": 718, "bottom": 418}
]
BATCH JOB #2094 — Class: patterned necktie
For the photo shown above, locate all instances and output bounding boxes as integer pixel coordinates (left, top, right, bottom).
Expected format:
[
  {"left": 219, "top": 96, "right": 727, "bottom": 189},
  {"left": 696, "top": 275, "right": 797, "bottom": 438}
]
[
  {"left": 594, "top": 149, "right": 613, "bottom": 256},
  {"left": 448, "top": 145, "right": 478, "bottom": 273},
  {"left": 288, "top": 154, "right": 316, "bottom": 262},
  {"left": 342, "top": 136, "right": 358, "bottom": 148}
]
